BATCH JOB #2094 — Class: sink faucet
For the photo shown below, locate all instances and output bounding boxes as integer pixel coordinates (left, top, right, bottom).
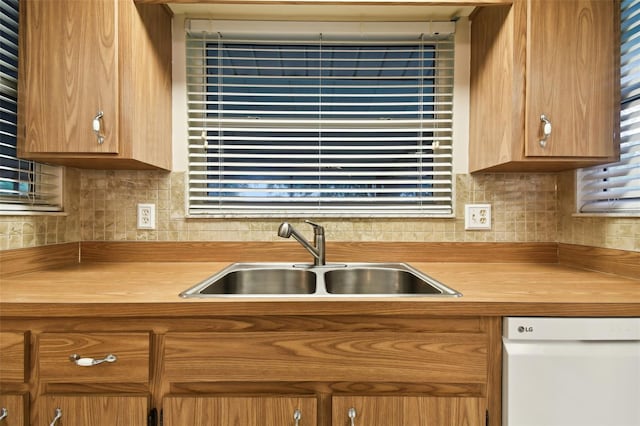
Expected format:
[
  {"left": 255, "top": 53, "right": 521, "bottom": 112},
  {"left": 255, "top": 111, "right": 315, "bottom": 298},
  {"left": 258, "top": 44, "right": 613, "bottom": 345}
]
[{"left": 278, "top": 220, "right": 325, "bottom": 266}]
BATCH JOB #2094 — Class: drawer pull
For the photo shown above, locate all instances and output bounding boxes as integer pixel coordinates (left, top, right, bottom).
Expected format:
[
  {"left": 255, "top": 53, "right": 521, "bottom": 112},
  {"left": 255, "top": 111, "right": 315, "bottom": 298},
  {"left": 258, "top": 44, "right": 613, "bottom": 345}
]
[
  {"left": 348, "top": 407, "right": 357, "bottom": 426},
  {"left": 0, "top": 407, "right": 7, "bottom": 421},
  {"left": 293, "top": 408, "right": 302, "bottom": 426},
  {"left": 49, "top": 408, "right": 62, "bottom": 426},
  {"left": 69, "top": 353, "right": 117, "bottom": 366}
]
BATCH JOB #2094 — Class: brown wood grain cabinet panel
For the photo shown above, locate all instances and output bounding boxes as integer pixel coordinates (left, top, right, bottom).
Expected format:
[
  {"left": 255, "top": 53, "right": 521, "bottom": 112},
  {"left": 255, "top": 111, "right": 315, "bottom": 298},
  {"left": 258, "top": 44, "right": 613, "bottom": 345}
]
[
  {"left": 525, "top": 0, "right": 616, "bottom": 158},
  {"left": 38, "top": 333, "right": 150, "bottom": 384},
  {"left": 0, "top": 394, "right": 27, "bottom": 426},
  {"left": 332, "top": 395, "right": 485, "bottom": 426},
  {"left": 163, "top": 396, "right": 317, "bottom": 426},
  {"left": 18, "top": 0, "right": 172, "bottom": 170},
  {"left": 21, "top": 0, "right": 118, "bottom": 154},
  {"left": 164, "top": 331, "right": 487, "bottom": 384},
  {"left": 36, "top": 395, "right": 148, "bottom": 426},
  {"left": 0, "top": 332, "right": 27, "bottom": 383},
  {"left": 470, "top": 0, "right": 618, "bottom": 172}
]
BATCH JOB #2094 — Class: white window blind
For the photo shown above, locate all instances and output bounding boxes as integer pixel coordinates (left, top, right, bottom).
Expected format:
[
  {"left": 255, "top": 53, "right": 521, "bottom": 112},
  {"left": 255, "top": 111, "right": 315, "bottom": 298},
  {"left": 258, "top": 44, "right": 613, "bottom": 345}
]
[
  {"left": 578, "top": 0, "right": 640, "bottom": 214},
  {"left": 186, "top": 21, "right": 455, "bottom": 217},
  {"left": 0, "top": 0, "right": 62, "bottom": 213}
]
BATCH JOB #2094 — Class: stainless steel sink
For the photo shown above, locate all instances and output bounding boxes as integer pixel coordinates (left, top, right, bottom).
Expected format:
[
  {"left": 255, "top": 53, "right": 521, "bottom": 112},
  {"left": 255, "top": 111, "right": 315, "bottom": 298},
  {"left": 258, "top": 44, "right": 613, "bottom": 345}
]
[
  {"left": 180, "top": 264, "right": 316, "bottom": 297},
  {"left": 325, "top": 267, "right": 444, "bottom": 295},
  {"left": 196, "top": 268, "right": 316, "bottom": 295},
  {"left": 180, "top": 262, "right": 461, "bottom": 298}
]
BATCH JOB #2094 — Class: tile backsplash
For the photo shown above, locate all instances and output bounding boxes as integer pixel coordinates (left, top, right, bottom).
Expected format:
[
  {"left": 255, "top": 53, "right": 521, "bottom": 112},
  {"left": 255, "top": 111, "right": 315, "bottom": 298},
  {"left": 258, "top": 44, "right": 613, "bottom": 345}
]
[
  {"left": 1, "top": 169, "right": 639, "bottom": 251},
  {"left": 76, "top": 170, "right": 558, "bottom": 243}
]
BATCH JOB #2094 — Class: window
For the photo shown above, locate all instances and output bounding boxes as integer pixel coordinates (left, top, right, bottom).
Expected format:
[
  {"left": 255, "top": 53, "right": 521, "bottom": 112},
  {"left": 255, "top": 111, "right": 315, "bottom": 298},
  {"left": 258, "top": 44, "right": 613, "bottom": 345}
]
[
  {"left": 0, "top": 0, "right": 62, "bottom": 213},
  {"left": 186, "top": 20, "right": 455, "bottom": 217},
  {"left": 577, "top": 0, "right": 640, "bottom": 215}
]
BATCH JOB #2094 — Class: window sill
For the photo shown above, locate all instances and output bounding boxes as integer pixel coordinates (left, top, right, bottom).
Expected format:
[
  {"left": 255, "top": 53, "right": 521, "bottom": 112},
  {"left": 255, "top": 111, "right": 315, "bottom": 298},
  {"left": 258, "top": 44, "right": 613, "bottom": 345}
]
[
  {"left": 0, "top": 210, "right": 67, "bottom": 217},
  {"left": 571, "top": 212, "right": 640, "bottom": 219}
]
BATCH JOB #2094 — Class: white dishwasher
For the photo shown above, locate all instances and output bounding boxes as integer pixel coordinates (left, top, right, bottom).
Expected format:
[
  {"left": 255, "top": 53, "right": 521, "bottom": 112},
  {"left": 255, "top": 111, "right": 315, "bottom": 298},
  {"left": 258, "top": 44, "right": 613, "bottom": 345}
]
[{"left": 502, "top": 317, "right": 640, "bottom": 426}]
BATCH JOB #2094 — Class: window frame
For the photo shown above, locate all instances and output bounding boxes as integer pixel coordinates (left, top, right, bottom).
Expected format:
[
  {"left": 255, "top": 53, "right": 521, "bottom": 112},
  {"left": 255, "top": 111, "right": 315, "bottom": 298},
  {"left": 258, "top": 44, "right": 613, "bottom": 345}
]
[{"left": 185, "top": 20, "right": 456, "bottom": 218}]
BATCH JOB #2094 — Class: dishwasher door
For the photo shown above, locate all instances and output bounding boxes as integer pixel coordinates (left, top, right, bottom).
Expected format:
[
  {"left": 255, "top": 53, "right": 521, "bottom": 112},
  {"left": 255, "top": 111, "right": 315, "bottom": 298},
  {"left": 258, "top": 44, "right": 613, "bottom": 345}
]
[{"left": 503, "top": 317, "right": 640, "bottom": 426}]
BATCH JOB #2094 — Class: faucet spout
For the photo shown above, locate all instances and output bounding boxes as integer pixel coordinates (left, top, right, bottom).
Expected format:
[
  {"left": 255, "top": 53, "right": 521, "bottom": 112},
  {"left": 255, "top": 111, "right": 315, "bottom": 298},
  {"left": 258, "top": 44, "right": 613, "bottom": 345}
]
[{"left": 278, "top": 221, "right": 325, "bottom": 266}]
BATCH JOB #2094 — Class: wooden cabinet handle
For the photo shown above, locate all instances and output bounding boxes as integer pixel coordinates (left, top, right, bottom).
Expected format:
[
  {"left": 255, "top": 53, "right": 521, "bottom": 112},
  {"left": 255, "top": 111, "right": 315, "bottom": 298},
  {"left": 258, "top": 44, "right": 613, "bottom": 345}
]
[
  {"left": 69, "top": 353, "right": 117, "bottom": 366},
  {"left": 293, "top": 408, "right": 301, "bottom": 426},
  {"left": 0, "top": 407, "right": 7, "bottom": 421},
  {"left": 49, "top": 408, "right": 62, "bottom": 426}
]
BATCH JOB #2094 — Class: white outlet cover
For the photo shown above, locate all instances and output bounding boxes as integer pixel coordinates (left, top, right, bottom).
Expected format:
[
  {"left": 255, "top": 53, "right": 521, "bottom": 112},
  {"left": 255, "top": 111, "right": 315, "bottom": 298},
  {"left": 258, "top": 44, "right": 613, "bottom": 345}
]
[
  {"left": 137, "top": 203, "right": 156, "bottom": 230},
  {"left": 465, "top": 204, "right": 491, "bottom": 230}
]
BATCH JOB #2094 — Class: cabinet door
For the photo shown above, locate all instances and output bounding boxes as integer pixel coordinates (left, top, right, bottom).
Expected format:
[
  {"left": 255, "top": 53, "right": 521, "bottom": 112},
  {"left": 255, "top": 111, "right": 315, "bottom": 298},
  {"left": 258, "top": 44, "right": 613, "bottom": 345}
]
[
  {"left": 332, "top": 396, "right": 484, "bottom": 426},
  {"left": 0, "top": 394, "right": 27, "bottom": 426},
  {"left": 22, "top": 0, "right": 119, "bottom": 154},
  {"left": 37, "top": 395, "right": 147, "bottom": 426},
  {"left": 163, "top": 396, "right": 317, "bottom": 426},
  {"left": 525, "top": 0, "right": 615, "bottom": 158}
]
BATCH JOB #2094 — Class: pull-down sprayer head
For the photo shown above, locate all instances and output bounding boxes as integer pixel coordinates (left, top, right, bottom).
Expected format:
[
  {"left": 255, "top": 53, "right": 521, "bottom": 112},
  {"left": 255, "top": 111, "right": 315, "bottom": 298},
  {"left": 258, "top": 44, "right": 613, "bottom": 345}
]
[{"left": 277, "top": 221, "right": 325, "bottom": 266}]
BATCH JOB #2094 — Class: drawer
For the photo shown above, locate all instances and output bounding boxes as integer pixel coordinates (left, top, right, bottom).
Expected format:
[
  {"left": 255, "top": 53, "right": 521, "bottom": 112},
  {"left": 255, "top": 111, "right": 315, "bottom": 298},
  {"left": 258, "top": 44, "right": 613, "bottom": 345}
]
[
  {"left": 38, "top": 332, "right": 149, "bottom": 384},
  {"left": 164, "top": 331, "right": 487, "bottom": 384},
  {"left": 0, "top": 332, "right": 28, "bottom": 383}
]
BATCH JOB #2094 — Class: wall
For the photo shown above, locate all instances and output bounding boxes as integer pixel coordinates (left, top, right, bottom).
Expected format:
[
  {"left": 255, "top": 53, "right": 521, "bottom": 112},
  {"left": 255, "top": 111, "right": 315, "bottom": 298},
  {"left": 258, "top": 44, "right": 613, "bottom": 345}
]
[
  {"left": 0, "top": 168, "right": 81, "bottom": 250},
  {"left": 557, "top": 171, "right": 640, "bottom": 251},
  {"left": 77, "top": 170, "right": 557, "bottom": 243},
  {"left": 2, "top": 10, "right": 639, "bottom": 253},
  {"left": 4, "top": 169, "right": 638, "bottom": 251}
]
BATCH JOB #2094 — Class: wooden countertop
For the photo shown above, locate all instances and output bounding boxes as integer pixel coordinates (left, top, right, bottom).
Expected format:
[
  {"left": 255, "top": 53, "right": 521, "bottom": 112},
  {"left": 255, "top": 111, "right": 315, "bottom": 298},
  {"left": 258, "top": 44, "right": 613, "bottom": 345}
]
[{"left": 1, "top": 261, "right": 639, "bottom": 317}]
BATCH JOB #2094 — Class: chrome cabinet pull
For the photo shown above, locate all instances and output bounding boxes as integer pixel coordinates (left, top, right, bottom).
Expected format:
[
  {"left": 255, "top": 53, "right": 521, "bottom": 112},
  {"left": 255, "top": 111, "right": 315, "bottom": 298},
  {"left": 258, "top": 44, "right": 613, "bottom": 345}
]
[
  {"left": 293, "top": 408, "right": 302, "bottom": 426},
  {"left": 93, "top": 110, "right": 105, "bottom": 145},
  {"left": 69, "top": 353, "right": 117, "bottom": 366},
  {"left": 348, "top": 407, "right": 357, "bottom": 426},
  {"left": 539, "top": 114, "right": 552, "bottom": 148},
  {"left": 0, "top": 407, "right": 7, "bottom": 421},
  {"left": 49, "top": 408, "right": 62, "bottom": 426}
]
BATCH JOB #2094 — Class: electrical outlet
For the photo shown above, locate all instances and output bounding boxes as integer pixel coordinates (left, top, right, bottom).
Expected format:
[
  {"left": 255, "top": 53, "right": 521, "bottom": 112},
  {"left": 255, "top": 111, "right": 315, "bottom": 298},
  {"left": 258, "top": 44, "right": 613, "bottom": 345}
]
[
  {"left": 465, "top": 204, "right": 491, "bottom": 230},
  {"left": 137, "top": 203, "right": 156, "bottom": 230}
]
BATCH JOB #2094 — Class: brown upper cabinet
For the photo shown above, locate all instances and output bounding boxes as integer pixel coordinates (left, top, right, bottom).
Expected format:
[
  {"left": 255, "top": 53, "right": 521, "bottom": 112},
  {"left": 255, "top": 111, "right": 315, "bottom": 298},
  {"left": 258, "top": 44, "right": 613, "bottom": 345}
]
[
  {"left": 470, "top": 0, "right": 618, "bottom": 172},
  {"left": 18, "top": 0, "right": 172, "bottom": 170}
]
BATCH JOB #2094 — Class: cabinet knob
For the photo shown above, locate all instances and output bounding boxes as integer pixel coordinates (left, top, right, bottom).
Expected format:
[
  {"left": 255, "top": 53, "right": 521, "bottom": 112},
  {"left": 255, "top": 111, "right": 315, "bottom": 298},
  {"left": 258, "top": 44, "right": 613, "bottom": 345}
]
[
  {"left": 539, "top": 114, "right": 552, "bottom": 148},
  {"left": 293, "top": 408, "right": 302, "bottom": 426},
  {"left": 49, "top": 408, "right": 62, "bottom": 426},
  {"left": 348, "top": 407, "right": 357, "bottom": 426},
  {"left": 93, "top": 110, "right": 105, "bottom": 145},
  {"left": 0, "top": 407, "right": 7, "bottom": 421},
  {"left": 69, "top": 353, "right": 117, "bottom": 366}
]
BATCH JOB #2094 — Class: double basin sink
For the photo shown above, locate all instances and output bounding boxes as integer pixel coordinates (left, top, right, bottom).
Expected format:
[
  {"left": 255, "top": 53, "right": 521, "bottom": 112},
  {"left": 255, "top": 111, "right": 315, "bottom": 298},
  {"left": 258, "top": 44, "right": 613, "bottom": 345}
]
[{"left": 180, "top": 262, "right": 461, "bottom": 298}]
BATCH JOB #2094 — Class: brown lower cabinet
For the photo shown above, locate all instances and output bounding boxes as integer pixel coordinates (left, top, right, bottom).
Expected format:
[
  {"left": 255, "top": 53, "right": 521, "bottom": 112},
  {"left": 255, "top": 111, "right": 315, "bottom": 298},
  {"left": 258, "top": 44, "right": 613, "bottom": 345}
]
[
  {"left": 163, "top": 396, "right": 318, "bottom": 426},
  {"left": 332, "top": 396, "right": 485, "bottom": 426},
  {"left": 0, "top": 315, "right": 501, "bottom": 425},
  {"left": 36, "top": 395, "right": 148, "bottom": 426},
  {"left": 0, "top": 394, "right": 27, "bottom": 426},
  {"left": 162, "top": 395, "right": 485, "bottom": 426}
]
